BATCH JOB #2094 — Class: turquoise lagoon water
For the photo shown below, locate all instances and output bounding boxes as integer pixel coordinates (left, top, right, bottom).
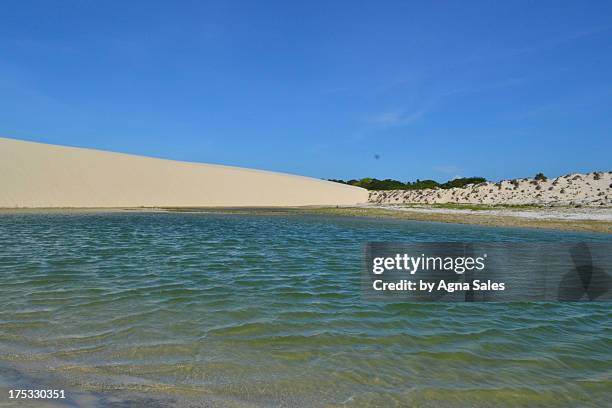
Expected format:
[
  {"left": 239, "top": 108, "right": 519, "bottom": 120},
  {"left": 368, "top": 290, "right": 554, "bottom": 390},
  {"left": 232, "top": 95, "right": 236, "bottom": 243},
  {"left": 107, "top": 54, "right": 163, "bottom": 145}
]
[{"left": 0, "top": 212, "right": 610, "bottom": 407}]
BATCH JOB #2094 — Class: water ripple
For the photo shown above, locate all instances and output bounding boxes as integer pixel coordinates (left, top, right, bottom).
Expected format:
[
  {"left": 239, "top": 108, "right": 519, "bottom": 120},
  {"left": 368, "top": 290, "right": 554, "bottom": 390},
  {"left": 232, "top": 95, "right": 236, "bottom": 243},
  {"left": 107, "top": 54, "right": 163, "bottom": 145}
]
[{"left": 1, "top": 212, "right": 610, "bottom": 407}]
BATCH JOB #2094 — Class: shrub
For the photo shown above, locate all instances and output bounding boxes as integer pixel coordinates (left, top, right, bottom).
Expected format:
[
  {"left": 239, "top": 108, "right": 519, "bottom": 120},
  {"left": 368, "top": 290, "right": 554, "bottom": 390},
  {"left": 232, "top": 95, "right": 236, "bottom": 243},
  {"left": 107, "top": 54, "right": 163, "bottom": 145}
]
[
  {"left": 439, "top": 177, "right": 487, "bottom": 189},
  {"left": 328, "top": 176, "right": 486, "bottom": 191},
  {"left": 535, "top": 172, "right": 547, "bottom": 181}
]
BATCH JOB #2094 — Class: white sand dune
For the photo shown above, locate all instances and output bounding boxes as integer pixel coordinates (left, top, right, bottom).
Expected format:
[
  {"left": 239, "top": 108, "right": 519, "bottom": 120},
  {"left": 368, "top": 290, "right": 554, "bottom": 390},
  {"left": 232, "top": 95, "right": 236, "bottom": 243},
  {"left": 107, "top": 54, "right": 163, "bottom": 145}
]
[
  {"left": 370, "top": 172, "right": 612, "bottom": 207},
  {"left": 0, "top": 137, "right": 368, "bottom": 208}
]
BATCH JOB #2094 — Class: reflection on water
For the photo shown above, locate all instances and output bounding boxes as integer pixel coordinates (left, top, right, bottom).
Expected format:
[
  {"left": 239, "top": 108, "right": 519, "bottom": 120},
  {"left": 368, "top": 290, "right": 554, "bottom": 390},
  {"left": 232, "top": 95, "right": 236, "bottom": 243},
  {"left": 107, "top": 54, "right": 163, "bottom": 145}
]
[{"left": 1, "top": 212, "right": 611, "bottom": 407}]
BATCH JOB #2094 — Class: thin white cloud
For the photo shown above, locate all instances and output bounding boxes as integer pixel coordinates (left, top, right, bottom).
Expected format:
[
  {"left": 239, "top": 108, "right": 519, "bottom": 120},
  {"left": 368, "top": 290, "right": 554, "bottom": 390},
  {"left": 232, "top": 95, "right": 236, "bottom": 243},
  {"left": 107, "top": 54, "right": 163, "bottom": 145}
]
[{"left": 368, "top": 97, "right": 436, "bottom": 128}]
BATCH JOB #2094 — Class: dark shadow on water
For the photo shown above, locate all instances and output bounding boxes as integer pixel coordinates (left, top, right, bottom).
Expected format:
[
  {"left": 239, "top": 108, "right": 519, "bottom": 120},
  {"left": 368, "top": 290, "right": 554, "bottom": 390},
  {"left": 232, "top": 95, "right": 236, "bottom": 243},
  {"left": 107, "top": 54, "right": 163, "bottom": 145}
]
[{"left": 558, "top": 243, "right": 612, "bottom": 301}]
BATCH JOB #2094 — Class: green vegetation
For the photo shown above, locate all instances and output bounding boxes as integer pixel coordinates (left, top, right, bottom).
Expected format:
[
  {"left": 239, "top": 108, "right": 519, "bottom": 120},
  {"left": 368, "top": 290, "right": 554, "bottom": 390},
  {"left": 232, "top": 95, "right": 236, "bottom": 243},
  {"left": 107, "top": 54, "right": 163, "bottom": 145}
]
[
  {"left": 535, "top": 172, "right": 547, "bottom": 181},
  {"left": 328, "top": 177, "right": 487, "bottom": 191}
]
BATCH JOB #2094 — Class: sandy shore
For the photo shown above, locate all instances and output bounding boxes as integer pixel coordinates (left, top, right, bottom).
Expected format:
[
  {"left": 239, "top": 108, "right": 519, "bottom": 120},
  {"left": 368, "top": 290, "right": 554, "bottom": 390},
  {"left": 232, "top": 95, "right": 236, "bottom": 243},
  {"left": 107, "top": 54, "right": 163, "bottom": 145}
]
[
  {"left": 364, "top": 204, "right": 612, "bottom": 221},
  {"left": 298, "top": 206, "right": 612, "bottom": 234}
]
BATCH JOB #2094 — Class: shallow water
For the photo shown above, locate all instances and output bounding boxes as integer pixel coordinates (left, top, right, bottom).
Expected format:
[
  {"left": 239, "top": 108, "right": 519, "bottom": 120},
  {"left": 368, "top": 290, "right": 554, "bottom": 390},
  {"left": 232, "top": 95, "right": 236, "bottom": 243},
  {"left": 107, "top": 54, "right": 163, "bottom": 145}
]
[{"left": 0, "top": 212, "right": 610, "bottom": 407}]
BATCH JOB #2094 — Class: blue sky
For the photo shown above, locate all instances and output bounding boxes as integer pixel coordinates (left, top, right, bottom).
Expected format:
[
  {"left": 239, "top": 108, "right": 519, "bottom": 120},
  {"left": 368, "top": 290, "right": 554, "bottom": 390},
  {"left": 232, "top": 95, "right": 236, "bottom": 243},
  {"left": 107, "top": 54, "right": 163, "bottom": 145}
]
[{"left": 1, "top": 1, "right": 611, "bottom": 182}]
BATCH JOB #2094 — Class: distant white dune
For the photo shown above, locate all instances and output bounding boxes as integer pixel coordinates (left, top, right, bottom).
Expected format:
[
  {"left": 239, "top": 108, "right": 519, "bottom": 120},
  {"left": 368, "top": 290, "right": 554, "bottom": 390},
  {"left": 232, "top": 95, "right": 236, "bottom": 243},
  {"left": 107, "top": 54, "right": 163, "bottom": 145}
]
[
  {"left": 0, "top": 137, "right": 368, "bottom": 208},
  {"left": 369, "top": 172, "right": 612, "bottom": 207}
]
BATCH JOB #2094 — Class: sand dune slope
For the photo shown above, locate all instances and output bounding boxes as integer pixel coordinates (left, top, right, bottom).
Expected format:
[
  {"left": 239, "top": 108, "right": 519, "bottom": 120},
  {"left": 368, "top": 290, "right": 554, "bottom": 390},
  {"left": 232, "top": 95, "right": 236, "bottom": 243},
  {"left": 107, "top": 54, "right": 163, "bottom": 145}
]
[{"left": 0, "top": 137, "right": 368, "bottom": 208}]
